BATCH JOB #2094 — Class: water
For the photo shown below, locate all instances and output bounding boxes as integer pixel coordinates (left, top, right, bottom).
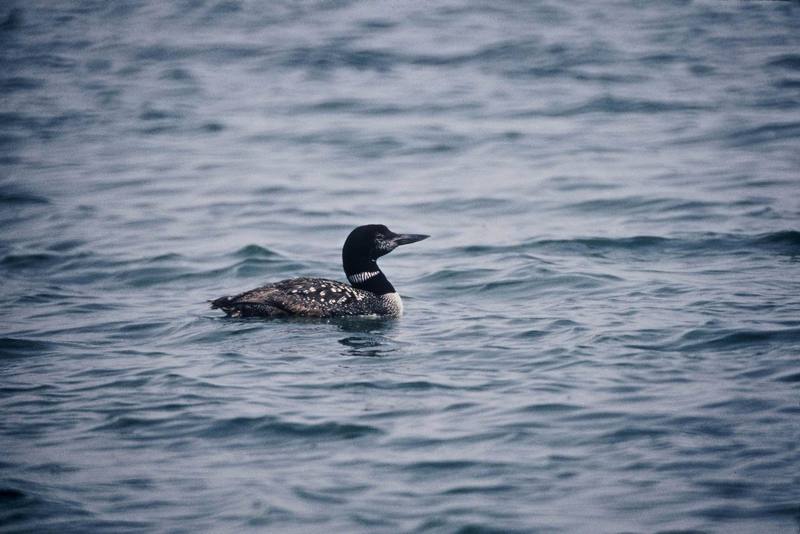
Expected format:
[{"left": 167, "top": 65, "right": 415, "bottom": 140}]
[{"left": 1, "top": 1, "right": 799, "bottom": 532}]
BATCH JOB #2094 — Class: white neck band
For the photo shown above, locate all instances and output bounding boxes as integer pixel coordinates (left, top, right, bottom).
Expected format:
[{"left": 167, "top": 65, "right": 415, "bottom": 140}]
[{"left": 348, "top": 271, "right": 380, "bottom": 284}]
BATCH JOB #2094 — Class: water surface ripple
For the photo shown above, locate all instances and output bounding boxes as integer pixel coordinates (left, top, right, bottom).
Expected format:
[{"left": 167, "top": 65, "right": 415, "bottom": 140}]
[{"left": 1, "top": 1, "right": 799, "bottom": 532}]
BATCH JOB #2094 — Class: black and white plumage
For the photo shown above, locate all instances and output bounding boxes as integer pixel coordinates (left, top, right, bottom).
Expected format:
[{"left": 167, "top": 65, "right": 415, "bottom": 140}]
[{"left": 210, "top": 225, "right": 428, "bottom": 318}]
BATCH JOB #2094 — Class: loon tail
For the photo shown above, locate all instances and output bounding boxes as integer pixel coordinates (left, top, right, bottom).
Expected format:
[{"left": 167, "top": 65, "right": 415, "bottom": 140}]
[
  {"left": 210, "top": 296, "right": 289, "bottom": 318},
  {"left": 209, "top": 296, "right": 231, "bottom": 309}
]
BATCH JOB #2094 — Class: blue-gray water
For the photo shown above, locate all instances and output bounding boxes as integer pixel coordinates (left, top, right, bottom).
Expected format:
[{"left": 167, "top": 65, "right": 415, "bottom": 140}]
[{"left": 2, "top": 1, "right": 799, "bottom": 532}]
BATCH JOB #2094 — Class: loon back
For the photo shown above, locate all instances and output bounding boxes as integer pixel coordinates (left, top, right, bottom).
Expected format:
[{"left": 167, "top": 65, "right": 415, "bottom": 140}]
[
  {"left": 210, "top": 225, "right": 428, "bottom": 319},
  {"left": 210, "top": 277, "right": 401, "bottom": 318}
]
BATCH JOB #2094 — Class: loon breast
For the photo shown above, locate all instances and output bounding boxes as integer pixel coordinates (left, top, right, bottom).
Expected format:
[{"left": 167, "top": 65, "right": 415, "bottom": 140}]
[{"left": 379, "top": 292, "right": 403, "bottom": 316}]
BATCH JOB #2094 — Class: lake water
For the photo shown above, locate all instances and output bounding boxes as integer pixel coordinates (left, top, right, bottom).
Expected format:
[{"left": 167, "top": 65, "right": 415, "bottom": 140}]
[{"left": 1, "top": 1, "right": 799, "bottom": 532}]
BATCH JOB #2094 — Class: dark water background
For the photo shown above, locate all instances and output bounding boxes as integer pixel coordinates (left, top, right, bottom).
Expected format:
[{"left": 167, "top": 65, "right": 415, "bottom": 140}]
[{"left": 2, "top": 1, "right": 799, "bottom": 532}]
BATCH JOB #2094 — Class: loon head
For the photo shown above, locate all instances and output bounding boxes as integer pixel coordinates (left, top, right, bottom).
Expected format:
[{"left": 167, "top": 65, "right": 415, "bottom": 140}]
[{"left": 342, "top": 224, "right": 429, "bottom": 277}]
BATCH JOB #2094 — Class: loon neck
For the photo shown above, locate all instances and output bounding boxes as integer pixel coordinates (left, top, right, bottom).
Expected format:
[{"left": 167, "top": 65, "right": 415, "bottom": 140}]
[{"left": 344, "top": 261, "right": 396, "bottom": 295}]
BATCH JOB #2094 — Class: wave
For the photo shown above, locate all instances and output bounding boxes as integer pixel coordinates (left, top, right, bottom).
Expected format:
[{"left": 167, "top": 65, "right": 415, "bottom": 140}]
[
  {"left": 91, "top": 411, "right": 383, "bottom": 442},
  {"left": 0, "top": 337, "right": 61, "bottom": 358},
  {"left": 232, "top": 244, "right": 281, "bottom": 258},
  {"left": 201, "top": 415, "right": 383, "bottom": 440},
  {"left": 0, "top": 187, "right": 49, "bottom": 205},
  {"left": 0, "top": 482, "right": 142, "bottom": 533},
  {"left": 627, "top": 327, "right": 800, "bottom": 353},
  {"left": 674, "top": 121, "right": 800, "bottom": 148},
  {"left": 541, "top": 96, "right": 711, "bottom": 117},
  {"left": 268, "top": 34, "right": 619, "bottom": 80},
  {"left": 0, "top": 244, "right": 304, "bottom": 290},
  {"left": 454, "top": 231, "right": 800, "bottom": 258},
  {"left": 766, "top": 54, "right": 800, "bottom": 71}
]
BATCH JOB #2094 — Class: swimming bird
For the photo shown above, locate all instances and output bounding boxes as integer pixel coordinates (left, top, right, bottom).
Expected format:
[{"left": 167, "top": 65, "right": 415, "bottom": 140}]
[{"left": 211, "top": 224, "right": 429, "bottom": 318}]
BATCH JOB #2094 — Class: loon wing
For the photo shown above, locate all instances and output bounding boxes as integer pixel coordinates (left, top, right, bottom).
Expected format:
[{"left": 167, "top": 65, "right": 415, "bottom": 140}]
[{"left": 211, "top": 278, "right": 372, "bottom": 318}]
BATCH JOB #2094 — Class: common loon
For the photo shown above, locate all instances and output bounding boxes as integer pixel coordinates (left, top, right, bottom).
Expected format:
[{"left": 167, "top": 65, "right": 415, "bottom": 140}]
[{"left": 210, "top": 224, "right": 429, "bottom": 318}]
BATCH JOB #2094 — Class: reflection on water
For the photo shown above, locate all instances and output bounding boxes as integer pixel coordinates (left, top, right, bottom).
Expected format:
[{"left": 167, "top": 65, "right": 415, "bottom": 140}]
[{"left": 336, "top": 317, "right": 398, "bottom": 357}]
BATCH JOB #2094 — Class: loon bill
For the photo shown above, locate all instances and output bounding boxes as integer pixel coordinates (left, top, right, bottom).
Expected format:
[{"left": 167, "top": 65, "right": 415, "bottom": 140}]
[{"left": 210, "top": 224, "right": 429, "bottom": 318}]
